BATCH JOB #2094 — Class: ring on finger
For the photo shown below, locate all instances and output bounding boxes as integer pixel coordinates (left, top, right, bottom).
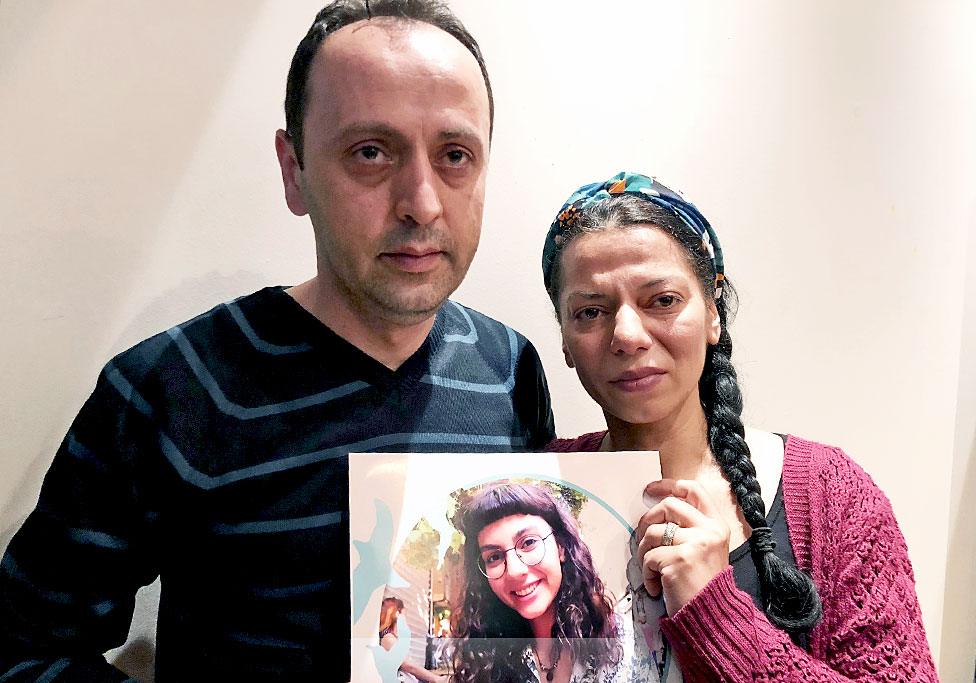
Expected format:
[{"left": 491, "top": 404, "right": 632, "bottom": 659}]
[{"left": 661, "top": 521, "right": 678, "bottom": 547}]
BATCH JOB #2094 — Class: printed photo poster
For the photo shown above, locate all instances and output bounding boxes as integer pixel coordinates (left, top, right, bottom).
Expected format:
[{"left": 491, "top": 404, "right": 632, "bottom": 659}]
[{"left": 349, "top": 452, "right": 678, "bottom": 683}]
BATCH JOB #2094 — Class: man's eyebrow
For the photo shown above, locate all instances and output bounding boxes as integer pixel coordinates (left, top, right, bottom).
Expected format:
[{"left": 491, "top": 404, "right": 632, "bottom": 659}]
[
  {"left": 438, "top": 128, "right": 487, "bottom": 157},
  {"left": 333, "top": 122, "right": 406, "bottom": 145},
  {"left": 437, "top": 127, "right": 483, "bottom": 143},
  {"left": 566, "top": 291, "right": 607, "bottom": 301},
  {"left": 332, "top": 123, "right": 485, "bottom": 148}
]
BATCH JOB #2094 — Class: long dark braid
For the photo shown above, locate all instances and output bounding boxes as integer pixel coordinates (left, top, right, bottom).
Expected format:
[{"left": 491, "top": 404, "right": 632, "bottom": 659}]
[
  {"left": 546, "top": 194, "right": 822, "bottom": 635},
  {"left": 700, "top": 300, "right": 822, "bottom": 634}
]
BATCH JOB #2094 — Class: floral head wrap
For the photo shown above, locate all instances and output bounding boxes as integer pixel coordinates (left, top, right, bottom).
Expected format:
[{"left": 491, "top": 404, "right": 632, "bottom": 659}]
[{"left": 542, "top": 171, "right": 725, "bottom": 299}]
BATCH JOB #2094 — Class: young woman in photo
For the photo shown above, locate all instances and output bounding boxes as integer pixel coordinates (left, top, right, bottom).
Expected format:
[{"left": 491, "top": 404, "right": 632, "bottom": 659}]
[{"left": 451, "top": 482, "right": 648, "bottom": 682}]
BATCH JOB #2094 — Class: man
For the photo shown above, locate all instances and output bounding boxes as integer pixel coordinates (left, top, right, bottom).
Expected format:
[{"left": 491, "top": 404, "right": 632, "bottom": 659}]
[{"left": 0, "top": 1, "right": 554, "bottom": 680}]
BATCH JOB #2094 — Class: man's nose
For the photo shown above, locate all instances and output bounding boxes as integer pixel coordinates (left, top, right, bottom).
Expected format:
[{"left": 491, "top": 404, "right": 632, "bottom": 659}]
[
  {"left": 394, "top": 155, "right": 443, "bottom": 227},
  {"left": 610, "top": 306, "right": 652, "bottom": 355}
]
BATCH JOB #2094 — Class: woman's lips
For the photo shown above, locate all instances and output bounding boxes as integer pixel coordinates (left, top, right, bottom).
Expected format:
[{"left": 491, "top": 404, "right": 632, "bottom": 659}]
[{"left": 610, "top": 367, "right": 665, "bottom": 392}]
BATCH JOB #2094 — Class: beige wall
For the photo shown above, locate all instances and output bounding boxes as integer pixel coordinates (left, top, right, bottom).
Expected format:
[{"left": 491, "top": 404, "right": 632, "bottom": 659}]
[
  {"left": 1, "top": 1, "right": 973, "bottom": 679},
  {"left": 942, "top": 206, "right": 976, "bottom": 681}
]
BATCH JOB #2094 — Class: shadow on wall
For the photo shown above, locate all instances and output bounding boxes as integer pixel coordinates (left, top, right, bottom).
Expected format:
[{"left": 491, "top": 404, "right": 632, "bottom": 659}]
[
  {"left": 0, "top": 0, "right": 271, "bottom": 520},
  {"left": 942, "top": 425, "right": 976, "bottom": 680},
  {"left": 940, "top": 205, "right": 976, "bottom": 682}
]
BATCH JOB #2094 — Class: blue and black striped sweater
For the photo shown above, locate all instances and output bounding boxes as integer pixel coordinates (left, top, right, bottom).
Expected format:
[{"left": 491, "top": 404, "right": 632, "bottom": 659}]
[{"left": 0, "top": 286, "right": 554, "bottom": 681}]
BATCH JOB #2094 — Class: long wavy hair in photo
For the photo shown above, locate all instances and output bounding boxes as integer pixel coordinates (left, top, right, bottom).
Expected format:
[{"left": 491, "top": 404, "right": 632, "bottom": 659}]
[{"left": 451, "top": 482, "right": 620, "bottom": 683}]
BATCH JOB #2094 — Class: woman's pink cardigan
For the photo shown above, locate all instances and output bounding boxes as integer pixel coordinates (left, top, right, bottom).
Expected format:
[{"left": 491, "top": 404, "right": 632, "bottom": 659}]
[{"left": 546, "top": 433, "right": 939, "bottom": 681}]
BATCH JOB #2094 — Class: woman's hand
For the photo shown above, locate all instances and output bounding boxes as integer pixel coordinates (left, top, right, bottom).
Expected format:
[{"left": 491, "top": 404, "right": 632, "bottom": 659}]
[{"left": 636, "top": 479, "right": 731, "bottom": 614}]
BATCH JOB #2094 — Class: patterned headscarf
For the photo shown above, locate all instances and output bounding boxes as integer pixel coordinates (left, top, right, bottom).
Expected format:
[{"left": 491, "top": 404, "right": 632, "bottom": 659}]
[{"left": 542, "top": 171, "right": 725, "bottom": 299}]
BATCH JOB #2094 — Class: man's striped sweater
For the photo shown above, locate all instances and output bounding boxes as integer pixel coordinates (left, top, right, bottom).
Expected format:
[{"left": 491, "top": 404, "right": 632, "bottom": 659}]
[{"left": 0, "top": 286, "right": 555, "bottom": 681}]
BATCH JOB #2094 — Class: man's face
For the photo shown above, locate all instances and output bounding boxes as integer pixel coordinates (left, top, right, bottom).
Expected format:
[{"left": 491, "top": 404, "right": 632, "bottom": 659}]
[{"left": 277, "top": 21, "right": 491, "bottom": 327}]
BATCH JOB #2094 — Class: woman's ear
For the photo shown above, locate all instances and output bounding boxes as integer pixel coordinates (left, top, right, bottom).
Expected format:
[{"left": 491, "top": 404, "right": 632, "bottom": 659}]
[
  {"left": 706, "top": 301, "right": 721, "bottom": 346},
  {"left": 562, "top": 341, "right": 575, "bottom": 369},
  {"left": 558, "top": 543, "right": 565, "bottom": 563}
]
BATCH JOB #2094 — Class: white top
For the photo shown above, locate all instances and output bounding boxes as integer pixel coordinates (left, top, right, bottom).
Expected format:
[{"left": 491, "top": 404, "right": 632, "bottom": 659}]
[{"left": 521, "top": 611, "right": 661, "bottom": 683}]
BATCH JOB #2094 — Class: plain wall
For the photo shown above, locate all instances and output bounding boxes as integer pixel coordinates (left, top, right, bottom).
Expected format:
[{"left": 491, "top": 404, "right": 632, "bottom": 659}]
[
  {"left": 941, "top": 202, "right": 976, "bottom": 681},
  {"left": 1, "top": 1, "right": 973, "bottom": 679}
]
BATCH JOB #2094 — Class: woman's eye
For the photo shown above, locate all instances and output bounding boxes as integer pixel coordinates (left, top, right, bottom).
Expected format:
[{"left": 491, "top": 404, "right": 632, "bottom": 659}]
[
  {"left": 483, "top": 552, "right": 503, "bottom": 566},
  {"left": 518, "top": 537, "right": 539, "bottom": 551}
]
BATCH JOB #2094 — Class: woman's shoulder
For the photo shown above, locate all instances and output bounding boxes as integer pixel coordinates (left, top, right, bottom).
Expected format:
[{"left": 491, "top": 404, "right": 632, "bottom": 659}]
[
  {"left": 544, "top": 431, "right": 606, "bottom": 452},
  {"left": 781, "top": 434, "right": 894, "bottom": 524},
  {"left": 783, "top": 434, "right": 878, "bottom": 485}
]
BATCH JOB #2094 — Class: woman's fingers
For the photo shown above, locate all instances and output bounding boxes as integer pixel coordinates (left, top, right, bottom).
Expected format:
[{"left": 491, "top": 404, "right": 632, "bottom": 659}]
[
  {"left": 639, "top": 521, "right": 682, "bottom": 597},
  {"left": 636, "top": 494, "right": 709, "bottom": 543},
  {"left": 642, "top": 546, "right": 664, "bottom": 597},
  {"left": 636, "top": 521, "right": 684, "bottom": 558},
  {"left": 643, "top": 564, "right": 662, "bottom": 598},
  {"left": 642, "top": 541, "right": 730, "bottom": 613},
  {"left": 635, "top": 479, "right": 732, "bottom": 613},
  {"left": 645, "top": 478, "right": 720, "bottom": 518}
]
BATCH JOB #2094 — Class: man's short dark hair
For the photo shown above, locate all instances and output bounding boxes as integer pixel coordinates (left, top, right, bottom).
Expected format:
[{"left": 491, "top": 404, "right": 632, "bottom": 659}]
[{"left": 284, "top": 0, "right": 494, "bottom": 168}]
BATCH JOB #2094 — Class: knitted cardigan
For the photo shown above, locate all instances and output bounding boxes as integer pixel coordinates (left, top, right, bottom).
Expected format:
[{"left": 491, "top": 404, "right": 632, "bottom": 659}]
[{"left": 546, "top": 433, "right": 939, "bottom": 682}]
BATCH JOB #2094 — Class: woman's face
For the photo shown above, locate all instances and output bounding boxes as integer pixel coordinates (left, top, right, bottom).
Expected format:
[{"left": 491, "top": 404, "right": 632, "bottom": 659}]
[
  {"left": 476, "top": 514, "right": 564, "bottom": 624},
  {"left": 558, "top": 226, "right": 720, "bottom": 427}
]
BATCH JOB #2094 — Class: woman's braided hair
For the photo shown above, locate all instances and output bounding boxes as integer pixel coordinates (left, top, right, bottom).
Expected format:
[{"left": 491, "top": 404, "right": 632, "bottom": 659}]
[{"left": 545, "top": 195, "right": 821, "bottom": 635}]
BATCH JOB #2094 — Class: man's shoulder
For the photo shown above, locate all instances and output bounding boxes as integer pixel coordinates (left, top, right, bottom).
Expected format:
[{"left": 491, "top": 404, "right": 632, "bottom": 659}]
[
  {"left": 423, "top": 301, "right": 545, "bottom": 393},
  {"left": 107, "top": 286, "right": 290, "bottom": 380},
  {"left": 440, "top": 300, "right": 533, "bottom": 347}
]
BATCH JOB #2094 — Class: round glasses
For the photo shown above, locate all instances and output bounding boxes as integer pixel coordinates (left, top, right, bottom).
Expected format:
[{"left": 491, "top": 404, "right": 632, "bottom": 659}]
[{"left": 478, "top": 532, "right": 554, "bottom": 580}]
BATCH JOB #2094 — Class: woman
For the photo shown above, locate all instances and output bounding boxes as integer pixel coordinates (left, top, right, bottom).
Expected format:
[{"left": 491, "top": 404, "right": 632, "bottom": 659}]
[
  {"left": 542, "top": 172, "right": 938, "bottom": 682},
  {"left": 451, "top": 482, "right": 644, "bottom": 682},
  {"left": 378, "top": 596, "right": 447, "bottom": 683}
]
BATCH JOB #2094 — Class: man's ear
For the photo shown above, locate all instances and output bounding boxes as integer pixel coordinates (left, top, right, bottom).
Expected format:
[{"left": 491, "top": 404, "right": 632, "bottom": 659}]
[
  {"left": 562, "top": 341, "right": 575, "bottom": 369},
  {"left": 275, "top": 129, "right": 308, "bottom": 217}
]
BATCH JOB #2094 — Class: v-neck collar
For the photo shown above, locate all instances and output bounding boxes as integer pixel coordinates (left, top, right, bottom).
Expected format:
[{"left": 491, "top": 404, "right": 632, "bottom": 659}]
[{"left": 269, "top": 285, "right": 446, "bottom": 388}]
